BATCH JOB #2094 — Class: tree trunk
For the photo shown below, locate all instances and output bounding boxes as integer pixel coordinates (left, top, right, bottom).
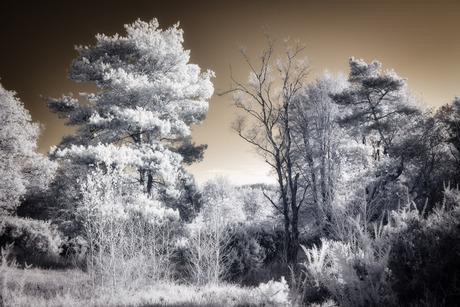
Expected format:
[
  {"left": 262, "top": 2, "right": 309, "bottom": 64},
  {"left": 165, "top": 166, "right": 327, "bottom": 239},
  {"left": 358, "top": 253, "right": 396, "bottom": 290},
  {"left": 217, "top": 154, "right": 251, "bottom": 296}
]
[
  {"left": 147, "top": 172, "right": 153, "bottom": 196},
  {"left": 288, "top": 202, "right": 300, "bottom": 266}
]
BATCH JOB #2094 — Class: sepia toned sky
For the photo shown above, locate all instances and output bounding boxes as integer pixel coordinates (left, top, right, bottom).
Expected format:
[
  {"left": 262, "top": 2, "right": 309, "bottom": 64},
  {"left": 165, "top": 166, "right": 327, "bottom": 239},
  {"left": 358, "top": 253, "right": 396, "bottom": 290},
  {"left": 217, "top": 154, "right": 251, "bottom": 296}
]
[{"left": 0, "top": 0, "right": 459, "bottom": 185}]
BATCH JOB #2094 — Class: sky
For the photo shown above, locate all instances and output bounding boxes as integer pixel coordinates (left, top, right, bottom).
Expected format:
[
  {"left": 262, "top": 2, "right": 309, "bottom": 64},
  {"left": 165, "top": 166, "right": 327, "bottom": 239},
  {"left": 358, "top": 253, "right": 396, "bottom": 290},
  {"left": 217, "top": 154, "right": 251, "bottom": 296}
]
[{"left": 0, "top": 0, "right": 459, "bottom": 185}]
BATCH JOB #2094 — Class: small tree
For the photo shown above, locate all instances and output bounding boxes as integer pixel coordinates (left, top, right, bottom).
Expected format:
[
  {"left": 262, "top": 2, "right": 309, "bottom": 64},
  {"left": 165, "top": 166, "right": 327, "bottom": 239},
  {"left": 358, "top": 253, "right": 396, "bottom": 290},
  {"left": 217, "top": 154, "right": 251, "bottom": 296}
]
[
  {"left": 226, "top": 35, "right": 309, "bottom": 266},
  {"left": 290, "top": 72, "right": 348, "bottom": 230},
  {"left": 186, "top": 177, "right": 243, "bottom": 285},
  {"left": 0, "top": 83, "right": 56, "bottom": 214},
  {"left": 80, "top": 165, "right": 179, "bottom": 293}
]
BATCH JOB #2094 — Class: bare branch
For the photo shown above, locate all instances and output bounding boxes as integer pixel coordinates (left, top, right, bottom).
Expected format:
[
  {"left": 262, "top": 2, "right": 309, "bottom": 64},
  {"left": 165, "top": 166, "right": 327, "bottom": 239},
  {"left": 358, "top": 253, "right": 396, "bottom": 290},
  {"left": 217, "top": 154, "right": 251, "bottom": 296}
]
[{"left": 263, "top": 191, "right": 283, "bottom": 215}]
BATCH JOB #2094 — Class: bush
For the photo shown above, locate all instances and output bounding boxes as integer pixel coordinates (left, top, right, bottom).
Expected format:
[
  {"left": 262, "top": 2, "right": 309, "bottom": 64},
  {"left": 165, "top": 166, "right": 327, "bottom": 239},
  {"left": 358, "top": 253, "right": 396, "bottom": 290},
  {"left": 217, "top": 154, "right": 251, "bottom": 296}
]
[
  {"left": 301, "top": 210, "right": 395, "bottom": 306},
  {"left": 389, "top": 185, "right": 460, "bottom": 306},
  {"left": 253, "top": 276, "right": 291, "bottom": 306},
  {"left": 226, "top": 225, "right": 281, "bottom": 285},
  {"left": 79, "top": 166, "right": 180, "bottom": 293},
  {"left": 0, "top": 215, "right": 62, "bottom": 267},
  {"left": 301, "top": 237, "right": 394, "bottom": 306},
  {"left": 301, "top": 185, "right": 460, "bottom": 306}
]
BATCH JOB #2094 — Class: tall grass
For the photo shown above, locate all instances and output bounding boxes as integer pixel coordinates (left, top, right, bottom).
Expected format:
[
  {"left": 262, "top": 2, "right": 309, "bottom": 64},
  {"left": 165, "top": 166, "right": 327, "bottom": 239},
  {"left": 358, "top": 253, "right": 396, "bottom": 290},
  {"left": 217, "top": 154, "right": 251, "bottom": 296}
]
[{"left": 1, "top": 261, "right": 293, "bottom": 306}]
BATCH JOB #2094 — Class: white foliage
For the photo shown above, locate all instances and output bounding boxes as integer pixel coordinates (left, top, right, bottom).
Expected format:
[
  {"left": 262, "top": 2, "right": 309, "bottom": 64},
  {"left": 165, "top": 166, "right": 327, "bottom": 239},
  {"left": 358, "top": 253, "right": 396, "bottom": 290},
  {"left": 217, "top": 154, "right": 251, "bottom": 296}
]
[
  {"left": 52, "top": 142, "right": 183, "bottom": 197},
  {"left": 185, "top": 177, "right": 245, "bottom": 285},
  {"left": 302, "top": 221, "right": 394, "bottom": 306},
  {"left": 200, "top": 176, "right": 246, "bottom": 226},
  {"left": 254, "top": 276, "right": 291, "bottom": 306},
  {"left": 0, "top": 84, "right": 57, "bottom": 214},
  {"left": 79, "top": 165, "right": 179, "bottom": 292},
  {"left": 238, "top": 185, "right": 278, "bottom": 225},
  {"left": 80, "top": 166, "right": 179, "bottom": 224},
  {"left": 48, "top": 18, "right": 213, "bottom": 199}
]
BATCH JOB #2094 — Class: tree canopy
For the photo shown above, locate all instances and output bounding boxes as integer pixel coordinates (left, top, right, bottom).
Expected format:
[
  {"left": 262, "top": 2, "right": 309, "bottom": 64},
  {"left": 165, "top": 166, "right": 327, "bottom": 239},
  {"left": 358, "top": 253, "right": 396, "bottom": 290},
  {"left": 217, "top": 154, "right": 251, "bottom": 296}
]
[
  {"left": 47, "top": 19, "right": 214, "bottom": 198},
  {"left": 0, "top": 83, "right": 56, "bottom": 214}
]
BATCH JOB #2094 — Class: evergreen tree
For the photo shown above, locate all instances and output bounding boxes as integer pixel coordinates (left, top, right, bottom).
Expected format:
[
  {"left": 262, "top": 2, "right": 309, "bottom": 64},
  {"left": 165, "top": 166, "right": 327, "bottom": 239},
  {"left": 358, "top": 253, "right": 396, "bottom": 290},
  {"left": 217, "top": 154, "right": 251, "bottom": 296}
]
[
  {"left": 47, "top": 19, "right": 214, "bottom": 201},
  {"left": 333, "top": 58, "right": 446, "bottom": 212}
]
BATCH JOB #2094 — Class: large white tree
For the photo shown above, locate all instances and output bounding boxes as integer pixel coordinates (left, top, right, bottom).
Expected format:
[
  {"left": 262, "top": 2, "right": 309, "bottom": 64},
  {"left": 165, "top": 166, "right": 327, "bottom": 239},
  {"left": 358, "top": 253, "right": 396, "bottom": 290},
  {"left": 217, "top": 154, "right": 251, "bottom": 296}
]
[
  {"left": 47, "top": 19, "right": 214, "bottom": 199},
  {"left": 0, "top": 83, "right": 56, "bottom": 214}
]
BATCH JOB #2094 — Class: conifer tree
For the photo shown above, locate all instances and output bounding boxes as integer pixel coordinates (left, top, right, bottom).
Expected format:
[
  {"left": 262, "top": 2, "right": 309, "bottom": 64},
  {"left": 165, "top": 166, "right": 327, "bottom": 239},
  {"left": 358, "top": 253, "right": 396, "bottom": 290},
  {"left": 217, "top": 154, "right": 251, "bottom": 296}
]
[{"left": 47, "top": 19, "right": 214, "bottom": 199}]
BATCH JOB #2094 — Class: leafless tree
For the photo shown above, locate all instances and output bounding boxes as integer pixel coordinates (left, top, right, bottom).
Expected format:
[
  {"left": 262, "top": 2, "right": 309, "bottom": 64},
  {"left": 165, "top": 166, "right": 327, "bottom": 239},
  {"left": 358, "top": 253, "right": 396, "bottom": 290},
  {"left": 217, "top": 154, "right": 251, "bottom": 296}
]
[{"left": 223, "top": 34, "right": 310, "bottom": 266}]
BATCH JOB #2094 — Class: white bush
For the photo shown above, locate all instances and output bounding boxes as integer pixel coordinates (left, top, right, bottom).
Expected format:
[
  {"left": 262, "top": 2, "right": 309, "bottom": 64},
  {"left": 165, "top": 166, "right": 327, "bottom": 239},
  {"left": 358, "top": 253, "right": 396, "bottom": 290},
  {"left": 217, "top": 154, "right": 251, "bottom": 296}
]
[
  {"left": 302, "top": 219, "right": 395, "bottom": 306},
  {"left": 79, "top": 166, "right": 179, "bottom": 293},
  {"left": 253, "top": 276, "right": 291, "bottom": 306}
]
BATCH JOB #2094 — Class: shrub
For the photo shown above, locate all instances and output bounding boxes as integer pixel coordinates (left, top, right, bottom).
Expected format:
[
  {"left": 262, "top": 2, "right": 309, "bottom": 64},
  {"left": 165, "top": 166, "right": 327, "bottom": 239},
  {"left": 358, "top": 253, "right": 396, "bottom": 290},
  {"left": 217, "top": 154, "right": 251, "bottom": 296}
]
[
  {"left": 389, "top": 185, "right": 460, "bottom": 306},
  {"left": 302, "top": 184, "right": 460, "bottom": 306},
  {"left": 79, "top": 166, "right": 180, "bottom": 293},
  {"left": 301, "top": 213, "right": 395, "bottom": 306},
  {"left": 0, "top": 215, "right": 62, "bottom": 267},
  {"left": 254, "top": 276, "right": 291, "bottom": 306},
  {"left": 225, "top": 225, "right": 280, "bottom": 285}
]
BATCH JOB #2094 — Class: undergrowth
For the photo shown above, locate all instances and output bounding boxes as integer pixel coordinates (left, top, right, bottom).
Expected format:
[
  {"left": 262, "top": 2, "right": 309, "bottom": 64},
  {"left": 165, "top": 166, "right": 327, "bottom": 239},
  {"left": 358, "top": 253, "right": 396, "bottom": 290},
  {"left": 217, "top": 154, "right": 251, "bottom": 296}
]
[{"left": 1, "top": 247, "right": 294, "bottom": 307}]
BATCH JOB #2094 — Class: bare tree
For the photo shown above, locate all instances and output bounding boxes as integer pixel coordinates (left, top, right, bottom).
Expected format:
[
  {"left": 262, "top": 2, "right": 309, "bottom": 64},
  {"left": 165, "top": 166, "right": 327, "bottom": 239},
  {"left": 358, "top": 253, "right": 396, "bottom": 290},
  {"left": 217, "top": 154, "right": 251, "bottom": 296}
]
[
  {"left": 224, "top": 34, "right": 309, "bottom": 266},
  {"left": 186, "top": 177, "right": 239, "bottom": 285}
]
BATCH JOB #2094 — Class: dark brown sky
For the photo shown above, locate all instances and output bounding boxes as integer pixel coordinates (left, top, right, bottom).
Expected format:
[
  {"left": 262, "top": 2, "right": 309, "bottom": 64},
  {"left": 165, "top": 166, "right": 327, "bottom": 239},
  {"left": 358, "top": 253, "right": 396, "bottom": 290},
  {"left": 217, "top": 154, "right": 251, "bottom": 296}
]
[{"left": 1, "top": 0, "right": 459, "bottom": 184}]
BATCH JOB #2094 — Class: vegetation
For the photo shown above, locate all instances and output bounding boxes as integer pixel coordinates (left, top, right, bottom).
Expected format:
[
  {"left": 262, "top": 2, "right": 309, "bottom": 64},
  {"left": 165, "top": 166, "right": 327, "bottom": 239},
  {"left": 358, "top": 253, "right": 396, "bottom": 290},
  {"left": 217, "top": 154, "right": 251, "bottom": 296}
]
[{"left": 1, "top": 18, "right": 459, "bottom": 306}]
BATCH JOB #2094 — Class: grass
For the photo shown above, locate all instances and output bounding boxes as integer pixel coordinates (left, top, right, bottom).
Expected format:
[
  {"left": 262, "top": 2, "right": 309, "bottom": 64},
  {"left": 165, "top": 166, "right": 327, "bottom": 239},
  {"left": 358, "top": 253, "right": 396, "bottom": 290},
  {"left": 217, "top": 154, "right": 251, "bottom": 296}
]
[
  {"left": 1, "top": 265, "right": 296, "bottom": 306},
  {"left": 1, "top": 264, "right": 92, "bottom": 306}
]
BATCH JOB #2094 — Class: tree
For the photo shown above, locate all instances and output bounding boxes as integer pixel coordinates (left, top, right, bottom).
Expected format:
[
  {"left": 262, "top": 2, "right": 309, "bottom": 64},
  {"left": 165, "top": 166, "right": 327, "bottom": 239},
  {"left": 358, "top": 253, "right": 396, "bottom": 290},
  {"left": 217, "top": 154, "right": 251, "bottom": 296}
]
[
  {"left": 333, "top": 58, "right": 420, "bottom": 157},
  {"left": 80, "top": 165, "right": 179, "bottom": 292},
  {"left": 225, "top": 35, "right": 309, "bottom": 266},
  {"left": 186, "top": 177, "right": 243, "bottom": 285},
  {"left": 0, "top": 83, "right": 56, "bottom": 214},
  {"left": 332, "top": 58, "right": 433, "bottom": 210},
  {"left": 436, "top": 96, "right": 460, "bottom": 182},
  {"left": 46, "top": 19, "right": 214, "bottom": 201},
  {"left": 290, "top": 72, "right": 348, "bottom": 230}
]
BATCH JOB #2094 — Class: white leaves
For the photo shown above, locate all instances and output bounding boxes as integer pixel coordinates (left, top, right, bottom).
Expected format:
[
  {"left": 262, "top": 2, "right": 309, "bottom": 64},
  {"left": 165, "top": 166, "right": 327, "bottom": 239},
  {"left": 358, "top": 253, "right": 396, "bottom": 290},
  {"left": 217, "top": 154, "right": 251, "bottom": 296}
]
[
  {"left": 199, "top": 176, "right": 246, "bottom": 226},
  {"left": 50, "top": 18, "right": 214, "bottom": 206},
  {"left": 0, "top": 84, "right": 57, "bottom": 214},
  {"left": 102, "top": 68, "right": 151, "bottom": 92},
  {"left": 55, "top": 143, "right": 182, "bottom": 177},
  {"left": 254, "top": 277, "right": 291, "bottom": 306},
  {"left": 349, "top": 57, "right": 381, "bottom": 81},
  {"left": 302, "top": 235, "right": 393, "bottom": 305},
  {"left": 80, "top": 165, "right": 179, "bottom": 224},
  {"left": 64, "top": 17, "right": 213, "bottom": 137}
]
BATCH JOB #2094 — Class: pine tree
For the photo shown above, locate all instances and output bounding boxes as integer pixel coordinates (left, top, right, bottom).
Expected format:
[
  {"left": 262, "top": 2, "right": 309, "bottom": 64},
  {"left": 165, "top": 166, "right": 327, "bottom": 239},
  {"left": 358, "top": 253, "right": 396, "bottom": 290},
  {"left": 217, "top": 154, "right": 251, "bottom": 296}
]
[
  {"left": 333, "top": 58, "right": 445, "bottom": 211},
  {"left": 47, "top": 19, "right": 214, "bottom": 200}
]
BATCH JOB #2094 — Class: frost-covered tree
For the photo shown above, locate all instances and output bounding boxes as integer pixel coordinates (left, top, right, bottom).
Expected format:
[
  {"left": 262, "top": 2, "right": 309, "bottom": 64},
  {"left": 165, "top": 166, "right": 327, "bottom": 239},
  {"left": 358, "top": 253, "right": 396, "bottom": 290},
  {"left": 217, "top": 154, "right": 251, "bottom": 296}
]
[
  {"left": 47, "top": 19, "right": 214, "bottom": 200},
  {"left": 290, "top": 72, "right": 348, "bottom": 229},
  {"left": 331, "top": 58, "right": 442, "bottom": 211},
  {"left": 185, "top": 177, "right": 244, "bottom": 285},
  {"left": 0, "top": 83, "right": 56, "bottom": 214}
]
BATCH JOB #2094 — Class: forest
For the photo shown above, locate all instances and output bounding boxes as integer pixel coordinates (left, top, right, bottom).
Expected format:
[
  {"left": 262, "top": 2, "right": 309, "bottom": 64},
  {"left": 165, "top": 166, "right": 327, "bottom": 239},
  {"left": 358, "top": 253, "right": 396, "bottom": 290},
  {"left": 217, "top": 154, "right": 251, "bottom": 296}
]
[{"left": 1, "top": 18, "right": 460, "bottom": 306}]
